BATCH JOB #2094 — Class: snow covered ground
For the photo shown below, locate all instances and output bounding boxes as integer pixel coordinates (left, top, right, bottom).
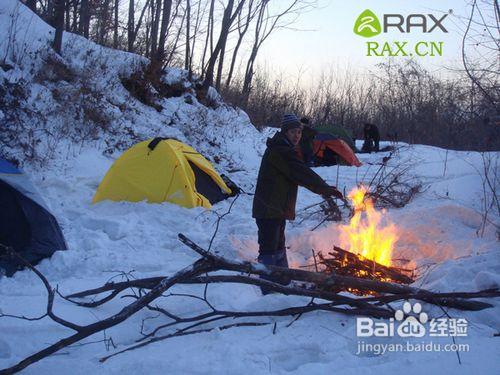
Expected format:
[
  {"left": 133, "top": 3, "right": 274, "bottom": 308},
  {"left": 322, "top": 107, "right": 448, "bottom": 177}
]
[
  {"left": 1, "top": 142, "right": 498, "bottom": 374},
  {"left": 1, "top": 1, "right": 499, "bottom": 374}
]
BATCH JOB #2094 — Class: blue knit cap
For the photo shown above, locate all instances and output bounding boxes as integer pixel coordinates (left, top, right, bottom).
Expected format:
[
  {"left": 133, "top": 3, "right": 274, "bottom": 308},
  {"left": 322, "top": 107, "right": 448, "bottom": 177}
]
[{"left": 281, "top": 113, "right": 303, "bottom": 132}]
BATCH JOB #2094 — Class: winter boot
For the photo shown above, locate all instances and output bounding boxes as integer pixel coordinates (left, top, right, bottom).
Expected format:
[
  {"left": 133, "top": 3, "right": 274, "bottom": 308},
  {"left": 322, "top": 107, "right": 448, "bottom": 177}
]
[
  {"left": 257, "top": 249, "right": 290, "bottom": 295},
  {"left": 274, "top": 249, "right": 291, "bottom": 286}
]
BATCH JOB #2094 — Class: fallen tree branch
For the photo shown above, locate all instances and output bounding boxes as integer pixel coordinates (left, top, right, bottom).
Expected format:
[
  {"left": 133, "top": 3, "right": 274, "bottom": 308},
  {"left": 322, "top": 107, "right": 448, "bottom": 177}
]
[
  {"left": 137, "top": 301, "right": 389, "bottom": 344},
  {"left": 177, "top": 234, "right": 495, "bottom": 311},
  {"left": 2, "top": 236, "right": 498, "bottom": 374},
  {"left": 0, "top": 257, "right": 215, "bottom": 375},
  {"left": 1, "top": 245, "right": 83, "bottom": 332},
  {"left": 67, "top": 276, "right": 500, "bottom": 306},
  {"left": 100, "top": 321, "right": 271, "bottom": 363}
]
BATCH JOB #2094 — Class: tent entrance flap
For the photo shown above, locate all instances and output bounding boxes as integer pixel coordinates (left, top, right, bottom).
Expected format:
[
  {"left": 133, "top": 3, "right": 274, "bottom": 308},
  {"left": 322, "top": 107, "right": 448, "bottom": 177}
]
[{"left": 189, "top": 161, "right": 228, "bottom": 204}]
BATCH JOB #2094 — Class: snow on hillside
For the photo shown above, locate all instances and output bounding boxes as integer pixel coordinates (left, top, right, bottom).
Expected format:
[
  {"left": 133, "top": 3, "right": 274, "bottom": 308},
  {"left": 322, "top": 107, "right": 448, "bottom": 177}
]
[
  {"left": 0, "top": 0, "right": 265, "bottom": 173},
  {"left": 1, "top": 1, "right": 499, "bottom": 374}
]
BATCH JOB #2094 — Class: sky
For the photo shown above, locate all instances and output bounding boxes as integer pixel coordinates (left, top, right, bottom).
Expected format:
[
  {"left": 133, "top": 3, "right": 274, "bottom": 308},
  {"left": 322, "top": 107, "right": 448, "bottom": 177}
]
[{"left": 256, "top": 0, "right": 478, "bottom": 83}]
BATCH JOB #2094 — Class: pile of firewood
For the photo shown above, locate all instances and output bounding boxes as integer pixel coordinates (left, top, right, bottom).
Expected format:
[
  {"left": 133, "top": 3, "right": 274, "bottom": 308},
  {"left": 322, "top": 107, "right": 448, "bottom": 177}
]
[{"left": 317, "top": 246, "right": 414, "bottom": 289}]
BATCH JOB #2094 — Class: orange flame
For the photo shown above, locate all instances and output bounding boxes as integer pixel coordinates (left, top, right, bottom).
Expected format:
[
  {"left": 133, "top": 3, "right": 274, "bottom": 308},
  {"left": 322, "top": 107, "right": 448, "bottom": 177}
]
[{"left": 339, "top": 186, "right": 398, "bottom": 266}]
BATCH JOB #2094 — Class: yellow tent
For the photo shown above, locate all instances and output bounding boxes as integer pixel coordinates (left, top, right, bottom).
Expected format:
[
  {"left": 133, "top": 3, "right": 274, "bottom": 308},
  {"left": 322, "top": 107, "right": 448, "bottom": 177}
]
[{"left": 93, "top": 138, "right": 232, "bottom": 208}]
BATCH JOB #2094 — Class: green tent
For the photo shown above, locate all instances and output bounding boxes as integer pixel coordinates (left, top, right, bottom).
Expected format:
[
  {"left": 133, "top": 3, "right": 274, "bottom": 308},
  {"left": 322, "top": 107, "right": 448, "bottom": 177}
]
[{"left": 314, "top": 124, "right": 357, "bottom": 151}]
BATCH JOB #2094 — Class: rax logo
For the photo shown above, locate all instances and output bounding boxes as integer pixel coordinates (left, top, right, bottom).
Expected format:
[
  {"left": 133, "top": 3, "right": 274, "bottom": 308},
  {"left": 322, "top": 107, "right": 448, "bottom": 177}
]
[
  {"left": 383, "top": 14, "right": 448, "bottom": 33},
  {"left": 354, "top": 9, "right": 449, "bottom": 38}
]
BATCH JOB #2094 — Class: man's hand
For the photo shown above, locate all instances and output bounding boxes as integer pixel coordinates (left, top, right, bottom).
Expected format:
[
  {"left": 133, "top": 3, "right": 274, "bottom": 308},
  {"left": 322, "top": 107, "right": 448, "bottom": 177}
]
[
  {"left": 332, "top": 188, "right": 344, "bottom": 200},
  {"left": 324, "top": 186, "right": 343, "bottom": 200}
]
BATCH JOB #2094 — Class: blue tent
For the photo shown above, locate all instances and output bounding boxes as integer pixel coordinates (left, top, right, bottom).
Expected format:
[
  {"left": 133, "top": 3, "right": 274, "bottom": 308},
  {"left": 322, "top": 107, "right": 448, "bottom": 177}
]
[{"left": 0, "top": 158, "right": 67, "bottom": 277}]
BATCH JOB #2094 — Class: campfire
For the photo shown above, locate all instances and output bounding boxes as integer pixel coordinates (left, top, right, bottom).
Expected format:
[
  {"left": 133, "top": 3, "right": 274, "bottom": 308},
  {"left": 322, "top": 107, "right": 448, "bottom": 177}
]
[
  {"left": 340, "top": 185, "right": 397, "bottom": 266},
  {"left": 318, "top": 185, "right": 414, "bottom": 290}
]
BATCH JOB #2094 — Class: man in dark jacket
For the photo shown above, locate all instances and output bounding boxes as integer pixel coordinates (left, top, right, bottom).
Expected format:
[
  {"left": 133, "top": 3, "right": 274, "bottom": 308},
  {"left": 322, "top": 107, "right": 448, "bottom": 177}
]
[{"left": 252, "top": 113, "right": 343, "bottom": 293}]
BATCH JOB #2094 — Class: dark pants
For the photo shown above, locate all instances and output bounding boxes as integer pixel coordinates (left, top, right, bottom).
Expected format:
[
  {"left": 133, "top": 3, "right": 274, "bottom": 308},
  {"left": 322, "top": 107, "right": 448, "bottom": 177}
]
[
  {"left": 362, "top": 139, "right": 380, "bottom": 153},
  {"left": 256, "top": 218, "right": 286, "bottom": 256},
  {"left": 255, "top": 218, "right": 290, "bottom": 294}
]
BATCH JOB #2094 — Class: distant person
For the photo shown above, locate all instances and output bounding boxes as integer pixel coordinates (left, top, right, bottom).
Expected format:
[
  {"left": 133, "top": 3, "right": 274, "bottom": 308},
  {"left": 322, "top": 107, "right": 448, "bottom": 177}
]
[
  {"left": 362, "top": 123, "right": 380, "bottom": 153},
  {"left": 252, "top": 113, "right": 343, "bottom": 294}
]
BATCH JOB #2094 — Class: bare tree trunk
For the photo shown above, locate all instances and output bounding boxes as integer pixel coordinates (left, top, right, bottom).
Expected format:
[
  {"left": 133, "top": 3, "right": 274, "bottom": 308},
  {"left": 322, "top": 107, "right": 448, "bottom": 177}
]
[
  {"left": 242, "top": 0, "right": 303, "bottom": 101},
  {"left": 216, "top": 0, "right": 248, "bottom": 90},
  {"left": 155, "top": 0, "right": 172, "bottom": 62},
  {"left": 189, "top": 0, "right": 205, "bottom": 73},
  {"left": 127, "top": 0, "right": 135, "bottom": 51},
  {"left": 128, "top": 0, "right": 151, "bottom": 53},
  {"left": 150, "top": 0, "right": 162, "bottom": 58},
  {"left": 203, "top": 0, "right": 245, "bottom": 90},
  {"left": 200, "top": 0, "right": 215, "bottom": 76},
  {"left": 65, "top": 0, "right": 70, "bottom": 30},
  {"left": 215, "top": 42, "right": 225, "bottom": 91},
  {"left": 164, "top": 3, "right": 185, "bottom": 67},
  {"left": 79, "top": 0, "right": 90, "bottom": 38},
  {"left": 184, "top": 0, "right": 191, "bottom": 77},
  {"left": 52, "top": 0, "right": 65, "bottom": 54},
  {"left": 145, "top": 2, "right": 152, "bottom": 55},
  {"left": 113, "top": 0, "right": 120, "bottom": 48},
  {"left": 47, "top": 0, "right": 55, "bottom": 26},
  {"left": 98, "top": 0, "right": 111, "bottom": 45},
  {"left": 242, "top": 38, "right": 260, "bottom": 98},
  {"left": 226, "top": 0, "right": 254, "bottom": 88},
  {"left": 242, "top": 1, "right": 267, "bottom": 98},
  {"left": 71, "top": 0, "right": 79, "bottom": 32}
]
